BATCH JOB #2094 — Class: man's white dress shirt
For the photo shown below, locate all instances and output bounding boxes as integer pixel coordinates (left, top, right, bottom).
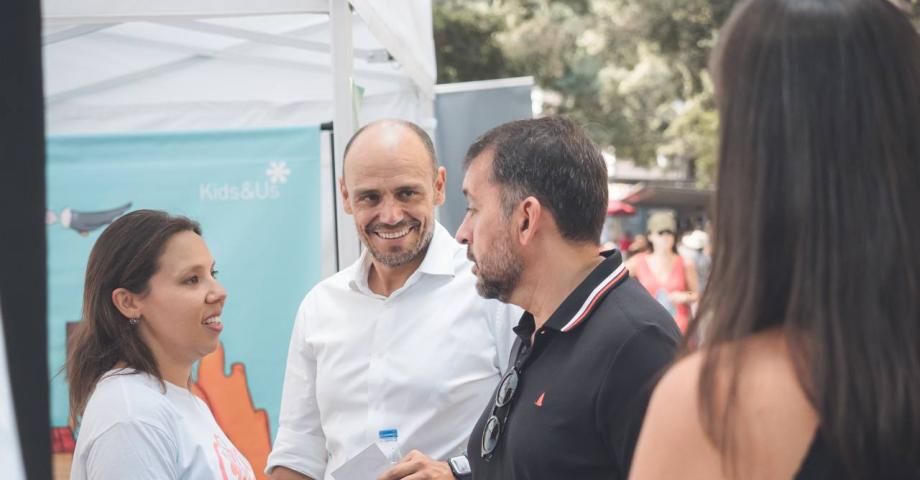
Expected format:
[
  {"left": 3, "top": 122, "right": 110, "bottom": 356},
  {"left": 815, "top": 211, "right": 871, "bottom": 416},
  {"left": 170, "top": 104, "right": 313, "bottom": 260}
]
[{"left": 266, "top": 222, "right": 520, "bottom": 480}]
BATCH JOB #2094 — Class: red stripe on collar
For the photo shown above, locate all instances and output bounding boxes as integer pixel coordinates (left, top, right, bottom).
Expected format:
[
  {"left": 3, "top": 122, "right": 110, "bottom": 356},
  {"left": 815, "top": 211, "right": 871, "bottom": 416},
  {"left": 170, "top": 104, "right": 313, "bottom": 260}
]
[{"left": 559, "top": 263, "right": 628, "bottom": 332}]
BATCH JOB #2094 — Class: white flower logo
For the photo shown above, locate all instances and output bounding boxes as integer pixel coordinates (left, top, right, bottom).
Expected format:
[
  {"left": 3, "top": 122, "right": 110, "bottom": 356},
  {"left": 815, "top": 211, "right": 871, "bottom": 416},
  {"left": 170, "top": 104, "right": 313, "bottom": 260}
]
[{"left": 265, "top": 161, "right": 292, "bottom": 184}]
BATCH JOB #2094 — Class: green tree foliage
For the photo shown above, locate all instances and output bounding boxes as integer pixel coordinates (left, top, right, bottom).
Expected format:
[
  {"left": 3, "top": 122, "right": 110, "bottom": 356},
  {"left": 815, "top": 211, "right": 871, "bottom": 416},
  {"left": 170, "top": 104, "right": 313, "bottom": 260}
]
[
  {"left": 433, "top": 0, "right": 525, "bottom": 83},
  {"left": 433, "top": 0, "right": 919, "bottom": 187}
]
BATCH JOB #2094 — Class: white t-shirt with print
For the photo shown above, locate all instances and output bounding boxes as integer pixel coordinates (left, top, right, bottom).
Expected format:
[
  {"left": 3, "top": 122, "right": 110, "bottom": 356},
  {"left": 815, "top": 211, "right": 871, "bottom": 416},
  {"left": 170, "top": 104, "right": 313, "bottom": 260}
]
[{"left": 71, "top": 369, "right": 255, "bottom": 480}]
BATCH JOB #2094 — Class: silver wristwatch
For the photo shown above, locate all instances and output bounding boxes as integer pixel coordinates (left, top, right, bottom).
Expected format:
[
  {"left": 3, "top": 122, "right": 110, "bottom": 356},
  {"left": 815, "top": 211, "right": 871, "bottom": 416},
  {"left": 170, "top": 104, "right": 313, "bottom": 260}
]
[{"left": 448, "top": 455, "right": 472, "bottom": 479}]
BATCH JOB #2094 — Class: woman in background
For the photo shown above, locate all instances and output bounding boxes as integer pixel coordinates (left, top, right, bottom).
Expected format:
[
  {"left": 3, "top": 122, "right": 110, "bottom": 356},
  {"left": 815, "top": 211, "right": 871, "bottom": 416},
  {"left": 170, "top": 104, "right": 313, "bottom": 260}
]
[
  {"left": 629, "top": 0, "right": 920, "bottom": 478},
  {"left": 68, "top": 210, "right": 254, "bottom": 479},
  {"left": 628, "top": 211, "right": 698, "bottom": 333}
]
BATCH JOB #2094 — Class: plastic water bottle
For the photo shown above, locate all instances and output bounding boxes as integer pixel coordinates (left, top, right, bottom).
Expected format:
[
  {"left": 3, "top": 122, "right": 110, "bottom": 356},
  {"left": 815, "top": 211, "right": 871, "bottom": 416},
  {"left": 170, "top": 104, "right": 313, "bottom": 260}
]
[{"left": 377, "top": 429, "right": 403, "bottom": 464}]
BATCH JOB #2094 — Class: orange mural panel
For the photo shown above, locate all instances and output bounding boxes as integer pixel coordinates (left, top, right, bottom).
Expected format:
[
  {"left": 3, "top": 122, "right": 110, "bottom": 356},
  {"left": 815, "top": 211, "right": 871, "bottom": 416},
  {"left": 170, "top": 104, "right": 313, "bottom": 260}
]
[{"left": 194, "top": 342, "right": 271, "bottom": 480}]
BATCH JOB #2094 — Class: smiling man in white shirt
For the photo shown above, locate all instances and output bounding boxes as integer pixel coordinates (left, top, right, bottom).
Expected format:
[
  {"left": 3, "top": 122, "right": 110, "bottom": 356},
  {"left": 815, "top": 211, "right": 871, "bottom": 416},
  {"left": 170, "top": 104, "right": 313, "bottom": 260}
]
[{"left": 267, "top": 119, "right": 519, "bottom": 480}]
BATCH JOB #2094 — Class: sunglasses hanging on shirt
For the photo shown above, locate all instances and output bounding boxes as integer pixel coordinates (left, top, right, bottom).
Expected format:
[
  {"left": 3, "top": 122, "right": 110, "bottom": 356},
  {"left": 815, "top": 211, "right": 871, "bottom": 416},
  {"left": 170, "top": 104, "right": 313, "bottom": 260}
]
[{"left": 481, "top": 340, "right": 531, "bottom": 459}]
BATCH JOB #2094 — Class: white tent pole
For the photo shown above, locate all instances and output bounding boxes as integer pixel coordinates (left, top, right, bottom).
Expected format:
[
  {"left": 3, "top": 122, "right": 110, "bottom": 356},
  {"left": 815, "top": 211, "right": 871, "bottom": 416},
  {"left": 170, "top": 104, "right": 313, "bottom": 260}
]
[
  {"left": 48, "top": 56, "right": 207, "bottom": 104},
  {"left": 330, "top": 0, "right": 360, "bottom": 269},
  {"left": 162, "top": 19, "right": 334, "bottom": 53},
  {"left": 89, "top": 30, "right": 405, "bottom": 81},
  {"left": 41, "top": 0, "right": 330, "bottom": 25},
  {"left": 42, "top": 23, "right": 114, "bottom": 45},
  {"left": 159, "top": 19, "right": 383, "bottom": 60},
  {"left": 46, "top": 29, "right": 409, "bottom": 104}
]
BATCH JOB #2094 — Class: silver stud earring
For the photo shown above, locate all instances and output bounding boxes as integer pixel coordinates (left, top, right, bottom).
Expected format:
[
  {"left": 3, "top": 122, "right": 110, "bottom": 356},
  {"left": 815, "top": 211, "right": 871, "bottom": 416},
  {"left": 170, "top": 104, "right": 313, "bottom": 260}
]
[{"left": 128, "top": 317, "right": 139, "bottom": 325}]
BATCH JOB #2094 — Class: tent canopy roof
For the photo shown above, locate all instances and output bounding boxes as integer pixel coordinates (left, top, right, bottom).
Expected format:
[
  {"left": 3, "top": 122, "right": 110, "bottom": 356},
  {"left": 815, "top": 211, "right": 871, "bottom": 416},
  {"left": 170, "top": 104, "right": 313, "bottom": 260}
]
[{"left": 42, "top": 0, "right": 435, "bottom": 134}]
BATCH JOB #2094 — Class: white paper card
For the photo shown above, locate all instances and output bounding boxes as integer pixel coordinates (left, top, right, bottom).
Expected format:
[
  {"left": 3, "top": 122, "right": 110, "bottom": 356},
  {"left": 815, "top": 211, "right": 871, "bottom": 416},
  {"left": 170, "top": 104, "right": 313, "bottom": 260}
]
[{"left": 330, "top": 443, "right": 391, "bottom": 480}]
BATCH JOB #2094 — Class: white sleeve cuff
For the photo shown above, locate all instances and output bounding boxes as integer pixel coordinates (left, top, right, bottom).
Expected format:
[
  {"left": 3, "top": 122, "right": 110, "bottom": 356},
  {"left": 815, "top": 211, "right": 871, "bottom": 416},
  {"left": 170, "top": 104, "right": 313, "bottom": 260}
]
[{"left": 266, "top": 428, "right": 327, "bottom": 479}]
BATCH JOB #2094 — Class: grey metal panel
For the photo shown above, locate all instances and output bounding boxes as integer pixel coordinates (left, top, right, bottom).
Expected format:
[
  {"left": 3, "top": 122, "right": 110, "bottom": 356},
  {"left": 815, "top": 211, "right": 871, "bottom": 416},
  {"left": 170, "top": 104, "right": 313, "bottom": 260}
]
[{"left": 434, "top": 78, "right": 533, "bottom": 234}]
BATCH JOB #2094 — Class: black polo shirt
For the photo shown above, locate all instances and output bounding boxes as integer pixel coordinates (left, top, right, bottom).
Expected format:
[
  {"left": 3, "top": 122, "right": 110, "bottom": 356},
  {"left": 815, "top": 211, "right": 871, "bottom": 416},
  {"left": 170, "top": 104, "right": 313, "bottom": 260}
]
[{"left": 467, "top": 250, "right": 680, "bottom": 480}]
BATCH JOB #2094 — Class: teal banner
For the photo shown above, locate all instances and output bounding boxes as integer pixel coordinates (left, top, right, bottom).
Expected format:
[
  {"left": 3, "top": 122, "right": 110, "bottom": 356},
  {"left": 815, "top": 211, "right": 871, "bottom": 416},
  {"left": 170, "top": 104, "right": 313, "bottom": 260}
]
[{"left": 47, "top": 126, "right": 323, "bottom": 476}]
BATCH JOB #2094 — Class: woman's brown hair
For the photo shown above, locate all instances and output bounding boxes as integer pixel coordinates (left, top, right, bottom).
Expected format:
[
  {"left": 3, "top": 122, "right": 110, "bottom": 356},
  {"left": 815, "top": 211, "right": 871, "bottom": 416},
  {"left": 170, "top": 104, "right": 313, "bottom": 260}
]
[
  {"left": 67, "top": 209, "right": 201, "bottom": 424},
  {"left": 690, "top": 0, "right": 920, "bottom": 477}
]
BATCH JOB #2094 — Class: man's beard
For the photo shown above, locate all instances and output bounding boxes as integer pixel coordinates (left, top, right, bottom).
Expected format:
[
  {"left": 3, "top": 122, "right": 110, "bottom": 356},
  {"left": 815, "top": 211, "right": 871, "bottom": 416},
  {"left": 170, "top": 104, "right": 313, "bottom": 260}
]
[
  {"left": 363, "top": 219, "right": 433, "bottom": 267},
  {"left": 468, "top": 231, "right": 523, "bottom": 302}
]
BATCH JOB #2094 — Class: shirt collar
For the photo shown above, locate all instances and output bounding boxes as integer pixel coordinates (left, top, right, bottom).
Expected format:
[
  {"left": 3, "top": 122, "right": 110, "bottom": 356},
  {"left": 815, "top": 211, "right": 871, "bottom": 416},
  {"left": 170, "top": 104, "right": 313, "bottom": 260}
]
[
  {"left": 519, "top": 249, "right": 629, "bottom": 335},
  {"left": 415, "top": 222, "right": 457, "bottom": 277},
  {"left": 349, "top": 221, "right": 456, "bottom": 293}
]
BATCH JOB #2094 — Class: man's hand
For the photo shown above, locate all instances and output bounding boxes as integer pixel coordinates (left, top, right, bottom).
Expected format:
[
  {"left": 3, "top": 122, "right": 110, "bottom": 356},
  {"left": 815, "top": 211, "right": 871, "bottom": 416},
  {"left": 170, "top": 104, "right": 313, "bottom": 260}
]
[{"left": 377, "top": 450, "right": 454, "bottom": 480}]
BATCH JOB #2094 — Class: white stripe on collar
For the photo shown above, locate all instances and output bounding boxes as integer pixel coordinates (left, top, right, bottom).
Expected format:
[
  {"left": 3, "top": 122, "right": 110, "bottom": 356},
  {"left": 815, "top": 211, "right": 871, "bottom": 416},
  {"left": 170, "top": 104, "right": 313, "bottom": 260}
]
[{"left": 559, "top": 262, "right": 628, "bottom": 332}]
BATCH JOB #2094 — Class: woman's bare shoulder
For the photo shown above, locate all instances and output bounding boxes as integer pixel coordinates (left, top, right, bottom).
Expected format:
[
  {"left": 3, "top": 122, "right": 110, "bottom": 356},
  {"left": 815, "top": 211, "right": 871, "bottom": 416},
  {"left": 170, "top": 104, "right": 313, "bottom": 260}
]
[
  {"left": 629, "top": 350, "right": 720, "bottom": 479},
  {"left": 630, "top": 330, "right": 819, "bottom": 480}
]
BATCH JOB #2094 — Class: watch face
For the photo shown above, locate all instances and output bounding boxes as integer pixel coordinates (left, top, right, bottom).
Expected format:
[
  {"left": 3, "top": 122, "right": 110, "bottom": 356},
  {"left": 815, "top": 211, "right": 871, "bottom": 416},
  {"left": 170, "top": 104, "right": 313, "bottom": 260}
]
[{"left": 450, "top": 456, "right": 472, "bottom": 475}]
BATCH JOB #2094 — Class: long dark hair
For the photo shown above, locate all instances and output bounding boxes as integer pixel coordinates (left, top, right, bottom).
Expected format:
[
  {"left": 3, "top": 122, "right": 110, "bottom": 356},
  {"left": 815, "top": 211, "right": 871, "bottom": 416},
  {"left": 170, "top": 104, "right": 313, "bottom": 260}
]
[
  {"left": 690, "top": 0, "right": 920, "bottom": 477},
  {"left": 67, "top": 210, "right": 201, "bottom": 424}
]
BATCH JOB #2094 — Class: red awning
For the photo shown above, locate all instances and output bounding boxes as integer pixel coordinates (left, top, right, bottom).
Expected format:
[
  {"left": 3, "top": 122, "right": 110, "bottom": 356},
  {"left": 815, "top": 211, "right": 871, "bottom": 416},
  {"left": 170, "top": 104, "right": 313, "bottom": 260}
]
[{"left": 607, "top": 200, "right": 636, "bottom": 216}]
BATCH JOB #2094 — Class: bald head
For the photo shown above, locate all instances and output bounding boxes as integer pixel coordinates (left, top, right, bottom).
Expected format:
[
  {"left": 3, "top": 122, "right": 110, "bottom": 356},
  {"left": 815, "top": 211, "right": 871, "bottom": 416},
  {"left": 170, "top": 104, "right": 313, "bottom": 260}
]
[{"left": 342, "top": 119, "right": 437, "bottom": 179}]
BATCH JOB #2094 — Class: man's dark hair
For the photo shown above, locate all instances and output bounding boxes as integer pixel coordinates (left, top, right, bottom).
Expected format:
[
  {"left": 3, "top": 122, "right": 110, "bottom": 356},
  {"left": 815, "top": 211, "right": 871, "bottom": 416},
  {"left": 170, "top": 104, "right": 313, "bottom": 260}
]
[
  {"left": 343, "top": 119, "right": 437, "bottom": 177},
  {"left": 464, "top": 116, "right": 608, "bottom": 243}
]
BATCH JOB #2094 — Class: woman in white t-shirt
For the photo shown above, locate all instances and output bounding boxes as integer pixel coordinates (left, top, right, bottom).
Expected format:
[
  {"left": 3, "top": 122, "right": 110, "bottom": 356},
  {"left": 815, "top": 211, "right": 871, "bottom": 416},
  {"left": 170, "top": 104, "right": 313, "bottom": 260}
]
[{"left": 67, "top": 210, "right": 255, "bottom": 480}]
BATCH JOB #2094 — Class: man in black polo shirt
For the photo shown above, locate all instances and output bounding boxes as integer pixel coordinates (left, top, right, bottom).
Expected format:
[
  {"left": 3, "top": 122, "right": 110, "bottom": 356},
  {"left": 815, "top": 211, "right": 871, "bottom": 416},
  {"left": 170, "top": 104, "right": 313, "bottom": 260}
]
[
  {"left": 457, "top": 116, "right": 679, "bottom": 480},
  {"left": 378, "top": 117, "right": 679, "bottom": 480}
]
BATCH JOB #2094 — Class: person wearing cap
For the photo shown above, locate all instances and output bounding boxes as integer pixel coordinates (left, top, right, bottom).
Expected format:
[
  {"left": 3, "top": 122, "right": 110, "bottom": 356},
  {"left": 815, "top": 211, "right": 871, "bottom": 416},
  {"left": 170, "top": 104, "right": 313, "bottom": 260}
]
[
  {"left": 379, "top": 116, "right": 680, "bottom": 480},
  {"left": 627, "top": 212, "right": 699, "bottom": 333}
]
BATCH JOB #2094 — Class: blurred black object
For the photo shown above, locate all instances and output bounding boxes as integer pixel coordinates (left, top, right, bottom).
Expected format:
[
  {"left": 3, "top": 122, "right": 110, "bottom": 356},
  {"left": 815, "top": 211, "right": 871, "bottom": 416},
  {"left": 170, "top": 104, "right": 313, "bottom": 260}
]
[{"left": 0, "top": 0, "right": 52, "bottom": 477}]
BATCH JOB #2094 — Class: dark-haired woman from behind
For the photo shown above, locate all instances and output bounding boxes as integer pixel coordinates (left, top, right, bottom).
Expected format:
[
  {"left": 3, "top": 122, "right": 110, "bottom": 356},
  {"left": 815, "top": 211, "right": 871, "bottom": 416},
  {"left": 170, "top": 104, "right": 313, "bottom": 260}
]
[
  {"left": 68, "top": 210, "right": 255, "bottom": 479},
  {"left": 629, "top": 0, "right": 920, "bottom": 479}
]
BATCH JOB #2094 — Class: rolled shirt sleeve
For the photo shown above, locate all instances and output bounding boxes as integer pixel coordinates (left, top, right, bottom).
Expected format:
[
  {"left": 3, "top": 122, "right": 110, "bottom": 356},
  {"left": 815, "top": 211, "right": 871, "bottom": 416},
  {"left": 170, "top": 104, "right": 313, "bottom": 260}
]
[{"left": 266, "top": 294, "right": 328, "bottom": 478}]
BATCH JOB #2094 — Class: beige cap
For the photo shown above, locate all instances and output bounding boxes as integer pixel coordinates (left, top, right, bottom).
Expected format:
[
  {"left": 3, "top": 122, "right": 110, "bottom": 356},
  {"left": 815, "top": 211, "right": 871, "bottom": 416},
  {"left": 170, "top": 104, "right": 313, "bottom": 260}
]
[{"left": 646, "top": 211, "right": 677, "bottom": 233}]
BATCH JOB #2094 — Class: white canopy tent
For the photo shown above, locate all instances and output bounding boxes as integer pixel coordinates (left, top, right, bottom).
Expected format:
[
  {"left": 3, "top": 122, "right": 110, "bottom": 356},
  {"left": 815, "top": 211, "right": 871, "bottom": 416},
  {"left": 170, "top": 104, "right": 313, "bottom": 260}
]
[{"left": 42, "top": 0, "right": 436, "bottom": 270}]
